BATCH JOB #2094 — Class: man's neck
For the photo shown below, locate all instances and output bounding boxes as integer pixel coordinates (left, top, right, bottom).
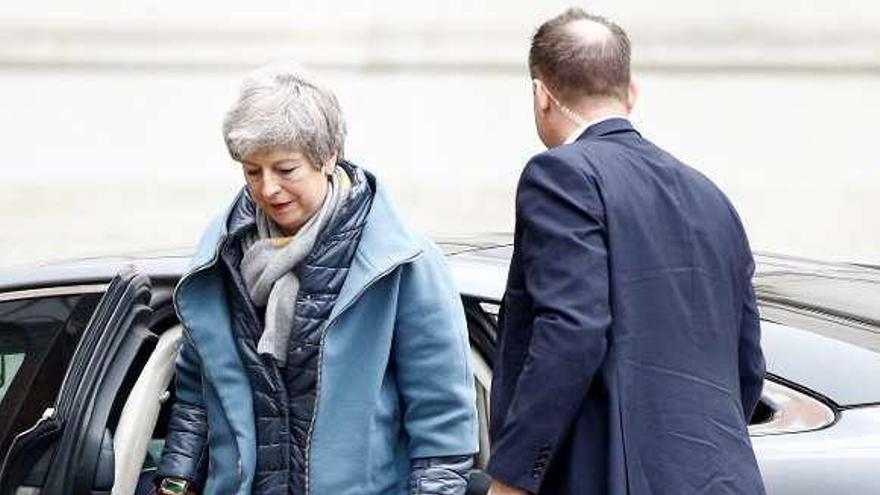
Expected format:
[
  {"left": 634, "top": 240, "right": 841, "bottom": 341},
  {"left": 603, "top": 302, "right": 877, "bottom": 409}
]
[
  {"left": 561, "top": 109, "right": 629, "bottom": 145},
  {"left": 578, "top": 104, "right": 630, "bottom": 125}
]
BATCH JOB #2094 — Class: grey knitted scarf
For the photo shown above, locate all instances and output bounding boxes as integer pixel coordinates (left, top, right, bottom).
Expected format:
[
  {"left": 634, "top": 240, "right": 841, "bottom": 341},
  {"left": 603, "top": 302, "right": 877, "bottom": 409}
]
[{"left": 239, "top": 167, "right": 350, "bottom": 364}]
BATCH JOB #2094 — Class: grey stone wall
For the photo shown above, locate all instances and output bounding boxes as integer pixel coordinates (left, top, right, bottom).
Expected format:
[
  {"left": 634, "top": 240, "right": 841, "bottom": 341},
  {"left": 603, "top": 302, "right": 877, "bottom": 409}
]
[{"left": 1, "top": 1, "right": 878, "bottom": 70}]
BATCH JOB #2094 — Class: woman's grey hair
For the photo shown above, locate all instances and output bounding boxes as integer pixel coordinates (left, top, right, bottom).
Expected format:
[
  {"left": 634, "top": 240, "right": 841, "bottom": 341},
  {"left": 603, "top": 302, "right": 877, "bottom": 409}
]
[{"left": 222, "top": 63, "right": 346, "bottom": 167}]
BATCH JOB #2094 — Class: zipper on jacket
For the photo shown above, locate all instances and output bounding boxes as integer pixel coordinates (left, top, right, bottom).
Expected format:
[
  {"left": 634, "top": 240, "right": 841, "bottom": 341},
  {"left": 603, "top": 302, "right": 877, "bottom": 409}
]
[
  {"left": 302, "top": 251, "right": 422, "bottom": 495},
  {"left": 220, "top": 237, "right": 295, "bottom": 491},
  {"left": 220, "top": 246, "right": 293, "bottom": 488}
]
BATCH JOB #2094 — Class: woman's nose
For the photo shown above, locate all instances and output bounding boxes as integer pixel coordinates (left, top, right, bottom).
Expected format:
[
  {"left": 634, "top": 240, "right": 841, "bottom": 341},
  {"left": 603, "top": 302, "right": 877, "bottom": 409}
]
[{"left": 261, "top": 174, "right": 281, "bottom": 197}]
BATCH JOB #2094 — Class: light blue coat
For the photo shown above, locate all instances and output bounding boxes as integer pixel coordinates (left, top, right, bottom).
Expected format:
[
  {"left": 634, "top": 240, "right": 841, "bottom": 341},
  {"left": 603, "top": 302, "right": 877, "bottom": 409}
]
[{"left": 173, "top": 178, "right": 479, "bottom": 494}]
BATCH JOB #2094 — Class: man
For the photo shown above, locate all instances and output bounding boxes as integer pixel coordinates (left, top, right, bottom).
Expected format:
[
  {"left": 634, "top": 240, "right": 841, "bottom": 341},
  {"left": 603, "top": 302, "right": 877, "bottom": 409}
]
[{"left": 486, "top": 9, "right": 766, "bottom": 495}]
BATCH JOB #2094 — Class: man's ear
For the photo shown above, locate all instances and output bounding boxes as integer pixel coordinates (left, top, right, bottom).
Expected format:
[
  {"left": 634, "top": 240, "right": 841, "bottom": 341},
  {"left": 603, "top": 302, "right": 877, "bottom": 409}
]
[
  {"left": 626, "top": 80, "right": 639, "bottom": 113},
  {"left": 533, "top": 79, "right": 553, "bottom": 114}
]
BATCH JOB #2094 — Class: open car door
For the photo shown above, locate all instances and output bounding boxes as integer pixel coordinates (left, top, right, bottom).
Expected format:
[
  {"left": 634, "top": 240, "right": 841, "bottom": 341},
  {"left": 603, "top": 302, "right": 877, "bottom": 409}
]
[{"left": 0, "top": 268, "right": 157, "bottom": 495}]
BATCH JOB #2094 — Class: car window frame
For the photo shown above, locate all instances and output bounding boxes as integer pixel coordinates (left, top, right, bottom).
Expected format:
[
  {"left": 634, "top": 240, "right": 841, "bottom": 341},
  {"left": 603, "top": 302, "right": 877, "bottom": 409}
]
[{"left": 0, "top": 284, "right": 107, "bottom": 456}]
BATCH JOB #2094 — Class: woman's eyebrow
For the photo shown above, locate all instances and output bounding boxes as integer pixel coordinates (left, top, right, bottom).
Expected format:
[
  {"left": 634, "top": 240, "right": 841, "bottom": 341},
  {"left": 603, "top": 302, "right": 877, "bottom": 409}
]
[
  {"left": 271, "top": 159, "right": 299, "bottom": 167},
  {"left": 239, "top": 158, "right": 300, "bottom": 167}
]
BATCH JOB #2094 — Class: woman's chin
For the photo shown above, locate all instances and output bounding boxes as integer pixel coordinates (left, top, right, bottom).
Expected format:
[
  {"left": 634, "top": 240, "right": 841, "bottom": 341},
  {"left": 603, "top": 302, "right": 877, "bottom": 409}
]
[{"left": 273, "top": 216, "right": 303, "bottom": 236}]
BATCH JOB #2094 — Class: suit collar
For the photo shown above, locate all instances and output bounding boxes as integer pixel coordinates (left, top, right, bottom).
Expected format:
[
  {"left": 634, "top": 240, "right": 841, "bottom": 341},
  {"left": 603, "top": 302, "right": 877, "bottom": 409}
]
[{"left": 575, "top": 116, "right": 639, "bottom": 142}]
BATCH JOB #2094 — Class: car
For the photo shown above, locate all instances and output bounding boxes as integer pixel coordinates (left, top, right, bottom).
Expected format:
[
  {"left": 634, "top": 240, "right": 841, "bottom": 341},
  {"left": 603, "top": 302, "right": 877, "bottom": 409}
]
[{"left": 0, "top": 235, "right": 878, "bottom": 494}]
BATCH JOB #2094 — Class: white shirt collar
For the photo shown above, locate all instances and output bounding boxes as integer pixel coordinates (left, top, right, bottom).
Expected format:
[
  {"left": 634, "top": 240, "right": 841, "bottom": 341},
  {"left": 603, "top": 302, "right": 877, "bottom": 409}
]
[{"left": 564, "top": 115, "right": 630, "bottom": 144}]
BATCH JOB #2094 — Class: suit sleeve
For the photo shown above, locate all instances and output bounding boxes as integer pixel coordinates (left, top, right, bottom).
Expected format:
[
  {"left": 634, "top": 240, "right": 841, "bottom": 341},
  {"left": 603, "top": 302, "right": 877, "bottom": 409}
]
[
  {"left": 487, "top": 155, "right": 611, "bottom": 494},
  {"left": 394, "top": 245, "right": 479, "bottom": 461},
  {"left": 738, "top": 255, "right": 766, "bottom": 420},
  {"left": 156, "top": 333, "right": 210, "bottom": 488}
]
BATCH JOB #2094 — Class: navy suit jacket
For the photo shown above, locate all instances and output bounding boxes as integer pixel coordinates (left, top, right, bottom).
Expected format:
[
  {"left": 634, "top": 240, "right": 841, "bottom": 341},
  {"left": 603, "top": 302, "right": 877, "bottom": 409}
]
[{"left": 487, "top": 119, "right": 766, "bottom": 495}]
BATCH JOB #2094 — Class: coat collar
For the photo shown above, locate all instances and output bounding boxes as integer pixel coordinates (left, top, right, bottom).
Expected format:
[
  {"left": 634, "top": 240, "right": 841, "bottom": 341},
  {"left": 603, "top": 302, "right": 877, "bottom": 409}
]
[
  {"left": 326, "top": 172, "right": 422, "bottom": 323},
  {"left": 185, "top": 165, "right": 422, "bottom": 316},
  {"left": 187, "top": 191, "right": 240, "bottom": 272},
  {"left": 574, "top": 116, "right": 640, "bottom": 142}
]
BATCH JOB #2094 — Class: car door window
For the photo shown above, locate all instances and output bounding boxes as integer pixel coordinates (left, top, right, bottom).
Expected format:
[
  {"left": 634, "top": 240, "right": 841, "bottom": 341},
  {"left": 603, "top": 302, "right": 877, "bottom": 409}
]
[
  {"left": 0, "top": 290, "right": 103, "bottom": 455},
  {"left": 0, "top": 354, "right": 24, "bottom": 400}
]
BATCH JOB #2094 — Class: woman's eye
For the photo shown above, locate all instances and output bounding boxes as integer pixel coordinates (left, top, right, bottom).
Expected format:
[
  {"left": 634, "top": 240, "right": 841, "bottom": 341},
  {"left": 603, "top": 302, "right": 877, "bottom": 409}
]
[
  {"left": 245, "top": 169, "right": 260, "bottom": 177},
  {"left": 280, "top": 168, "right": 295, "bottom": 175}
]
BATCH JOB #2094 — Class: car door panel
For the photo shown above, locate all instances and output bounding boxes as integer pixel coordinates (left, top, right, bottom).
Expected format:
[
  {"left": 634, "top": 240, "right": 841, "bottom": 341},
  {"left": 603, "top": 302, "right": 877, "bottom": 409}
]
[{"left": 0, "top": 415, "right": 60, "bottom": 493}]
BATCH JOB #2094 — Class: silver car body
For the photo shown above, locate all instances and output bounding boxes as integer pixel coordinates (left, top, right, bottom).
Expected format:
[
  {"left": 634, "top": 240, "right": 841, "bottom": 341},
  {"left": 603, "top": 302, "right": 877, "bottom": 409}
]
[
  {"left": 1, "top": 239, "right": 879, "bottom": 493},
  {"left": 443, "top": 239, "right": 880, "bottom": 494}
]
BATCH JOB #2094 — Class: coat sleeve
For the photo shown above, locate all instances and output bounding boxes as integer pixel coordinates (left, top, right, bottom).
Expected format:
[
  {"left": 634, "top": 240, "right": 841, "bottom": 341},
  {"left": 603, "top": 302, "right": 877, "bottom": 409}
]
[
  {"left": 156, "top": 334, "right": 210, "bottom": 488},
  {"left": 393, "top": 244, "right": 479, "bottom": 462},
  {"left": 738, "top": 255, "right": 766, "bottom": 420},
  {"left": 487, "top": 154, "right": 611, "bottom": 494}
]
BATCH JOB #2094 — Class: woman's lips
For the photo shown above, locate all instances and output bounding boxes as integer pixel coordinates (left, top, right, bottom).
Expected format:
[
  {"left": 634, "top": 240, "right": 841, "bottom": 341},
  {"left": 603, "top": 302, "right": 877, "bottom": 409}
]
[{"left": 270, "top": 201, "right": 293, "bottom": 213}]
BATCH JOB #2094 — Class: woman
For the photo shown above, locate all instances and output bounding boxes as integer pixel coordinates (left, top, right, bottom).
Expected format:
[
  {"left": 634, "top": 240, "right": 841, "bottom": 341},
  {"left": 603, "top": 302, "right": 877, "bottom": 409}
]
[{"left": 154, "top": 65, "right": 478, "bottom": 495}]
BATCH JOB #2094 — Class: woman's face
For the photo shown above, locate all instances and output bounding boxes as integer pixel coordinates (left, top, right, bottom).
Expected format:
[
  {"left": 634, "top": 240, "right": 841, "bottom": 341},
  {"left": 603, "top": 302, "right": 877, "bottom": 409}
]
[{"left": 241, "top": 148, "right": 331, "bottom": 236}]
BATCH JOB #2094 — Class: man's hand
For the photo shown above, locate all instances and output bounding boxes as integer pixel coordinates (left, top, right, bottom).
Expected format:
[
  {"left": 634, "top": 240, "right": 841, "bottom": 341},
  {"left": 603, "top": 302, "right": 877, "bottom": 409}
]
[{"left": 488, "top": 479, "right": 529, "bottom": 495}]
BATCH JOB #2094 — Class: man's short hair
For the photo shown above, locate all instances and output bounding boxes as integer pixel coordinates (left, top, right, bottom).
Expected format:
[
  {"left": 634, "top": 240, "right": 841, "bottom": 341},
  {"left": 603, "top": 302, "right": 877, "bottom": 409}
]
[{"left": 529, "top": 8, "right": 631, "bottom": 104}]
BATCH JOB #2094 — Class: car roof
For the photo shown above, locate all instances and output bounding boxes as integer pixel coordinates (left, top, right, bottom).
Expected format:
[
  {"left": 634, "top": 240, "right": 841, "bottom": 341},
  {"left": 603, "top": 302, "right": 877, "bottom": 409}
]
[
  {"left": 2, "top": 234, "right": 879, "bottom": 405},
  {"left": 0, "top": 248, "right": 192, "bottom": 292},
  {"left": 2, "top": 235, "right": 878, "bottom": 329},
  {"left": 0, "top": 235, "right": 514, "bottom": 294},
  {"left": 5, "top": 233, "right": 875, "bottom": 291}
]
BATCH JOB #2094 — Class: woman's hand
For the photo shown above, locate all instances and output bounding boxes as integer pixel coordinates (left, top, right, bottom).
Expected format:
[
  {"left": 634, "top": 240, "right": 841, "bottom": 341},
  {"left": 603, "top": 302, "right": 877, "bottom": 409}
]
[
  {"left": 487, "top": 479, "right": 529, "bottom": 495},
  {"left": 409, "top": 455, "right": 472, "bottom": 495}
]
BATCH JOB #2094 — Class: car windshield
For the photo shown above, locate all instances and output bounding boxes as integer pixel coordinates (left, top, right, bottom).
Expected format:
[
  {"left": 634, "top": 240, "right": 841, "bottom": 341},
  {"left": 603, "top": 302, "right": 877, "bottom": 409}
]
[{"left": 756, "top": 271, "right": 880, "bottom": 354}]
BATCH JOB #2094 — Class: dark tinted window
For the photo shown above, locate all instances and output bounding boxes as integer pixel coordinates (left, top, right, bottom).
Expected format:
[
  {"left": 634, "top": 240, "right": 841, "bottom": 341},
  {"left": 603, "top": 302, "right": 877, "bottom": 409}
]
[{"left": 0, "top": 291, "right": 102, "bottom": 454}]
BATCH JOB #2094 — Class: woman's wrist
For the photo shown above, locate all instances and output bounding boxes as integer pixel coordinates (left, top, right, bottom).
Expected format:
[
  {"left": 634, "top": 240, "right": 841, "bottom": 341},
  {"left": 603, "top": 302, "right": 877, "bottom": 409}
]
[{"left": 156, "top": 477, "right": 195, "bottom": 495}]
